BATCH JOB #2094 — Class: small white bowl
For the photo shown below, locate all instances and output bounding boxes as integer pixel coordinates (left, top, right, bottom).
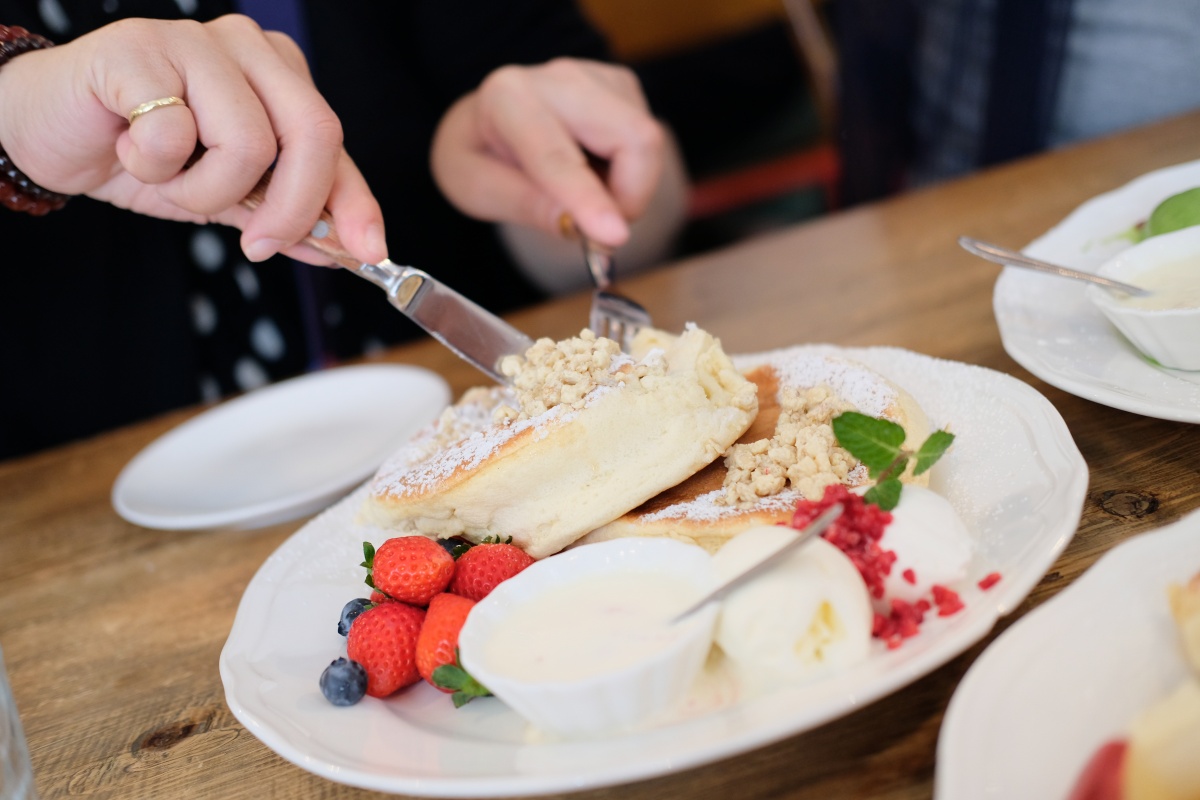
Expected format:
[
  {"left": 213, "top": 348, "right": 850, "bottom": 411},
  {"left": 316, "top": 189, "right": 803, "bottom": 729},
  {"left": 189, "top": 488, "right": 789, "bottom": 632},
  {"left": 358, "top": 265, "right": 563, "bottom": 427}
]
[
  {"left": 458, "top": 538, "right": 718, "bottom": 738},
  {"left": 1086, "top": 226, "right": 1200, "bottom": 370}
]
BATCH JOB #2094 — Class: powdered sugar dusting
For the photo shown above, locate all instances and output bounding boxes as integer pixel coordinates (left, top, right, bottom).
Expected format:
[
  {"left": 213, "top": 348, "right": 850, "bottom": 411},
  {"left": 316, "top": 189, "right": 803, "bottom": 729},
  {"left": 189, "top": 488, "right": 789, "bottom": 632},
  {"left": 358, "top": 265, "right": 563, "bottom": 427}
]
[
  {"left": 734, "top": 348, "right": 899, "bottom": 420},
  {"left": 643, "top": 489, "right": 804, "bottom": 523},
  {"left": 370, "top": 386, "right": 575, "bottom": 499}
]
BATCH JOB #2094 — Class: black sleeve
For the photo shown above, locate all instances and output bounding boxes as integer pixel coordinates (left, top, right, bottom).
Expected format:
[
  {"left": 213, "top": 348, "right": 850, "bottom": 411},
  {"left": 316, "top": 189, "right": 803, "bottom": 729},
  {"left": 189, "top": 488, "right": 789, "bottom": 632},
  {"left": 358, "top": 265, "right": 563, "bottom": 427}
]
[
  {"left": 407, "top": 0, "right": 613, "bottom": 108},
  {"left": 304, "top": 0, "right": 616, "bottom": 360}
]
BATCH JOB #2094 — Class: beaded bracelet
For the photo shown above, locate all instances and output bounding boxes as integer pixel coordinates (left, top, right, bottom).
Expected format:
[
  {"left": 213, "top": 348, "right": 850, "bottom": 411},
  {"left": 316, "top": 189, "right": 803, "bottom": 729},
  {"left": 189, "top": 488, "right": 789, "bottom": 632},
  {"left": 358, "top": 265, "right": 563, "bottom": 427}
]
[{"left": 0, "top": 24, "right": 69, "bottom": 214}]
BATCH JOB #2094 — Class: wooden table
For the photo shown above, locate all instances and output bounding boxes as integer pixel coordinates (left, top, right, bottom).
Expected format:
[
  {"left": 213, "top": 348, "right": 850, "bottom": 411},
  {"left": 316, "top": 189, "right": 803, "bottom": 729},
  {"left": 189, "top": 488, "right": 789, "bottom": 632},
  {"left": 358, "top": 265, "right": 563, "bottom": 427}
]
[{"left": 3, "top": 112, "right": 1200, "bottom": 800}]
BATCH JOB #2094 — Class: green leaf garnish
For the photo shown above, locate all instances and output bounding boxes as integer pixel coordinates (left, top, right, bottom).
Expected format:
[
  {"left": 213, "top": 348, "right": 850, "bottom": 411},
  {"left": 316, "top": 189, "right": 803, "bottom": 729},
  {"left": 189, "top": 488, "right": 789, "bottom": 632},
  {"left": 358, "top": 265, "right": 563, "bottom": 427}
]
[
  {"left": 831, "top": 412, "right": 905, "bottom": 475},
  {"left": 359, "top": 541, "right": 397, "bottom": 600},
  {"left": 864, "top": 478, "right": 902, "bottom": 510},
  {"left": 432, "top": 656, "right": 492, "bottom": 708},
  {"left": 913, "top": 430, "right": 956, "bottom": 476},
  {"left": 1145, "top": 187, "right": 1200, "bottom": 238},
  {"left": 832, "top": 412, "right": 955, "bottom": 511},
  {"left": 361, "top": 541, "right": 377, "bottom": 590}
]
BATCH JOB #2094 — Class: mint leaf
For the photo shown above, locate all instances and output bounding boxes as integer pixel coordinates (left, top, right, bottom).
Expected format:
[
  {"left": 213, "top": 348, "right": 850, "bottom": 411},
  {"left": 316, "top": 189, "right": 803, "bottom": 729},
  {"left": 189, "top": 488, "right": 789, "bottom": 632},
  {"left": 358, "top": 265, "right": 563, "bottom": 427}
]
[
  {"left": 877, "top": 453, "right": 910, "bottom": 483},
  {"left": 831, "top": 412, "right": 906, "bottom": 475},
  {"left": 913, "top": 430, "right": 955, "bottom": 476},
  {"left": 864, "top": 478, "right": 902, "bottom": 511},
  {"left": 833, "top": 412, "right": 956, "bottom": 511},
  {"left": 432, "top": 663, "right": 492, "bottom": 708}
]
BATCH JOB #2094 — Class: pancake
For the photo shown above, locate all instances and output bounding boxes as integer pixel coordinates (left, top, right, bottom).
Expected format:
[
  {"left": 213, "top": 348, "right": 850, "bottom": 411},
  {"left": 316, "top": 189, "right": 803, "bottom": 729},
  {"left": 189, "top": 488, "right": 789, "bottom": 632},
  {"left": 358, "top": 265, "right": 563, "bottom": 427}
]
[
  {"left": 575, "top": 346, "right": 931, "bottom": 554},
  {"left": 356, "top": 326, "right": 758, "bottom": 558}
]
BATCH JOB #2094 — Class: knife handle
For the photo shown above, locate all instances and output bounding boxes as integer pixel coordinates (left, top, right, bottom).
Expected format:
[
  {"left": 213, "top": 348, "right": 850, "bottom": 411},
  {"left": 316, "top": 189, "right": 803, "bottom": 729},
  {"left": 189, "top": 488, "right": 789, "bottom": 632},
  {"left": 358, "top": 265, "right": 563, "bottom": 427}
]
[{"left": 239, "top": 169, "right": 363, "bottom": 270}]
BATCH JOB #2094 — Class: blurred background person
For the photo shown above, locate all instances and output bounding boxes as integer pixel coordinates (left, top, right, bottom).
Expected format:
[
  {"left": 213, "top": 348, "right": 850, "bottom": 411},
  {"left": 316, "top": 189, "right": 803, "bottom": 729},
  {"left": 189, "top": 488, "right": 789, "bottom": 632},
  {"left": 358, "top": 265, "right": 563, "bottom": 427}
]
[
  {"left": 0, "top": 1, "right": 690, "bottom": 459},
  {"left": 833, "top": 0, "right": 1200, "bottom": 202}
]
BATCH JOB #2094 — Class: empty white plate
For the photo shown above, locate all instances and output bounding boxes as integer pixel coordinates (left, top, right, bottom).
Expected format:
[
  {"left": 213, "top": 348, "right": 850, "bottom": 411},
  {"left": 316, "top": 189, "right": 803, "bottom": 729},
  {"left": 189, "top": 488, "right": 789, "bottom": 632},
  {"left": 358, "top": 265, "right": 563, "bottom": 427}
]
[{"left": 112, "top": 364, "right": 450, "bottom": 530}]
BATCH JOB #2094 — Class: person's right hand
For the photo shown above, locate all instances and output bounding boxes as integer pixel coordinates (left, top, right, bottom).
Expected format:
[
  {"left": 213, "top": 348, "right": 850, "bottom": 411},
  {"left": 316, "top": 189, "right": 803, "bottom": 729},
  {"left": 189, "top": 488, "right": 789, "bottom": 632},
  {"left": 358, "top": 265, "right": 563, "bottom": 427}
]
[
  {"left": 0, "top": 14, "right": 386, "bottom": 266},
  {"left": 430, "top": 58, "right": 668, "bottom": 251}
]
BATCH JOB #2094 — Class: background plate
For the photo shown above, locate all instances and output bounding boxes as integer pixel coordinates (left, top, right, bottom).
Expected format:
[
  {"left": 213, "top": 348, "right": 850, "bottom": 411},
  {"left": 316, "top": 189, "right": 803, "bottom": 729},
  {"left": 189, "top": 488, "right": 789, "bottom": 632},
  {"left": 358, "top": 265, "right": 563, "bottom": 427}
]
[
  {"left": 112, "top": 364, "right": 450, "bottom": 530},
  {"left": 993, "top": 158, "right": 1200, "bottom": 422},
  {"left": 220, "top": 346, "right": 1087, "bottom": 797},
  {"left": 936, "top": 510, "right": 1200, "bottom": 799}
]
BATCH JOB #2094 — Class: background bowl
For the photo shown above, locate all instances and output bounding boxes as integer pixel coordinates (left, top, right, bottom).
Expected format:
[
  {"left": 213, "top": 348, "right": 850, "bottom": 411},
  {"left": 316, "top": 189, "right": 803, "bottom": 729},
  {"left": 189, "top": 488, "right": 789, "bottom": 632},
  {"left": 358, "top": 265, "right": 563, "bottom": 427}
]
[{"left": 1086, "top": 226, "right": 1200, "bottom": 370}]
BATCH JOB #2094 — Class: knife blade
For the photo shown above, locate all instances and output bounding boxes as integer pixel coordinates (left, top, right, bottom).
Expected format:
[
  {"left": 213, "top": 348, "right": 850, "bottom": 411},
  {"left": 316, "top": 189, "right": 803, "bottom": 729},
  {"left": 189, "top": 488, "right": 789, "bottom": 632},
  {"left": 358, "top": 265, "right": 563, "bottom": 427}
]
[
  {"left": 240, "top": 179, "right": 534, "bottom": 384},
  {"left": 351, "top": 260, "right": 534, "bottom": 384}
]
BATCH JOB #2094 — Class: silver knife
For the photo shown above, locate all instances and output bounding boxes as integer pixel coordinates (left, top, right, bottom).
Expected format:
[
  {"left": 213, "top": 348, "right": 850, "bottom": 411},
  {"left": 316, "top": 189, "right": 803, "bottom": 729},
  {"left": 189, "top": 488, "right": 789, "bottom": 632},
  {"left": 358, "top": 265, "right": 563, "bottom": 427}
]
[
  {"left": 241, "top": 179, "right": 534, "bottom": 384},
  {"left": 349, "top": 260, "right": 534, "bottom": 384}
]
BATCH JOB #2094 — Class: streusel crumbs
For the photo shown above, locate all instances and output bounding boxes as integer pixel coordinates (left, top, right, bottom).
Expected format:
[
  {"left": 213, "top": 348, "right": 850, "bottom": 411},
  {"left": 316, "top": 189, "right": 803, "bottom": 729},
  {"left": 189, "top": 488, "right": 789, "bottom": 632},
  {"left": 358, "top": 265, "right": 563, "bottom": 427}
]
[
  {"left": 720, "top": 384, "right": 863, "bottom": 505},
  {"left": 494, "top": 329, "right": 662, "bottom": 423}
]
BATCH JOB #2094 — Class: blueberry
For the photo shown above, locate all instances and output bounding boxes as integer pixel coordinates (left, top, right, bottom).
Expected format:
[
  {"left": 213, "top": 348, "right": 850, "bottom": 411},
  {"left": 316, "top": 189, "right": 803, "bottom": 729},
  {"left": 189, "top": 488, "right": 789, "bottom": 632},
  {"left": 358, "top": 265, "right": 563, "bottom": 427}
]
[
  {"left": 338, "top": 598, "right": 372, "bottom": 636},
  {"left": 320, "top": 657, "right": 368, "bottom": 706}
]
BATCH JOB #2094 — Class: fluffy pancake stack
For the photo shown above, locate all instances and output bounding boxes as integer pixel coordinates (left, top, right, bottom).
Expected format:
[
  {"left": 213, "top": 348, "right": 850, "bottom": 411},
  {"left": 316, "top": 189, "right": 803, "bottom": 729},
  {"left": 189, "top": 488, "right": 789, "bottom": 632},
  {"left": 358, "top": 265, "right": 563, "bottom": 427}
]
[
  {"left": 575, "top": 343, "right": 930, "bottom": 553},
  {"left": 359, "top": 327, "right": 929, "bottom": 558},
  {"left": 357, "top": 326, "right": 759, "bottom": 558}
]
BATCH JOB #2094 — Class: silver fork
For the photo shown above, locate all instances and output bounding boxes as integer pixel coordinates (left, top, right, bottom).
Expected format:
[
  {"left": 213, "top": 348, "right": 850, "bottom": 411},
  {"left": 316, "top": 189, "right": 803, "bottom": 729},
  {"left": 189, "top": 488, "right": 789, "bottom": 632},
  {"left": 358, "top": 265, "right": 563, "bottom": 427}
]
[{"left": 571, "top": 222, "right": 652, "bottom": 351}]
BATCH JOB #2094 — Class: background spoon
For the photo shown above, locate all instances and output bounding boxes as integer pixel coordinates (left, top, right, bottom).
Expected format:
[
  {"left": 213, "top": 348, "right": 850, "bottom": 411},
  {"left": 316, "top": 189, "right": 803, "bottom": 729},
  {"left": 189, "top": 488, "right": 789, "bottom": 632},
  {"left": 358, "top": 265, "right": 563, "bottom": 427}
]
[{"left": 958, "top": 236, "right": 1151, "bottom": 296}]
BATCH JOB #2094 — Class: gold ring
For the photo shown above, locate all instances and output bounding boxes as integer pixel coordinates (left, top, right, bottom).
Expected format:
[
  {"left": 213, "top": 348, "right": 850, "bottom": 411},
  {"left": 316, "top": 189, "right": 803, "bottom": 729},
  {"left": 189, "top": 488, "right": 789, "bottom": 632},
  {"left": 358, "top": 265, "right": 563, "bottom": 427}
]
[
  {"left": 557, "top": 211, "right": 578, "bottom": 240},
  {"left": 127, "top": 96, "right": 187, "bottom": 124}
]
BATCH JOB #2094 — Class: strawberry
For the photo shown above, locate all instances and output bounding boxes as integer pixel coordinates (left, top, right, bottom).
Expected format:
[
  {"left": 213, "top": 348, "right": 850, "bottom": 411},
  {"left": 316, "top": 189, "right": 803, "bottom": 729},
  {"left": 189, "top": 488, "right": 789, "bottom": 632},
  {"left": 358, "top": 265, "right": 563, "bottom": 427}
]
[
  {"left": 449, "top": 541, "right": 534, "bottom": 601},
  {"left": 346, "top": 602, "right": 426, "bottom": 697},
  {"left": 362, "top": 537, "right": 455, "bottom": 606},
  {"left": 416, "top": 593, "right": 475, "bottom": 689}
]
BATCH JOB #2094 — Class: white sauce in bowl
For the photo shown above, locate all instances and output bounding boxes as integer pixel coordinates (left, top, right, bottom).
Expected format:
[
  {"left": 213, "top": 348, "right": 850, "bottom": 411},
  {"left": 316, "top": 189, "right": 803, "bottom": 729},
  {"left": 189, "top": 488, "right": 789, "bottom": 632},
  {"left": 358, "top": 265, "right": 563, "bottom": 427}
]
[
  {"left": 479, "top": 572, "right": 703, "bottom": 683},
  {"left": 1115, "top": 257, "right": 1200, "bottom": 310}
]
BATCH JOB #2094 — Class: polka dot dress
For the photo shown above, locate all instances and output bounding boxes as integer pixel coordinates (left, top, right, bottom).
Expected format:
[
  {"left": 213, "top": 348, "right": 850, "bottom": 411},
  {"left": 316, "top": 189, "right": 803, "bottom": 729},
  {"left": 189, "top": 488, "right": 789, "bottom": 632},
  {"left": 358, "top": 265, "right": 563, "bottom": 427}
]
[
  {"left": 185, "top": 227, "right": 311, "bottom": 401},
  {"left": 31, "top": 0, "right": 328, "bottom": 401}
]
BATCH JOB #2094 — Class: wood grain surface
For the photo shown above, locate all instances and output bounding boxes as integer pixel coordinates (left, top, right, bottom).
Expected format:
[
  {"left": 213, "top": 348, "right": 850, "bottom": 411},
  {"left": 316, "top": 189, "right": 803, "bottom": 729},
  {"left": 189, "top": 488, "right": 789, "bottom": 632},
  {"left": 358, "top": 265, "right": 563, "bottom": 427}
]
[{"left": 3, "top": 112, "right": 1200, "bottom": 800}]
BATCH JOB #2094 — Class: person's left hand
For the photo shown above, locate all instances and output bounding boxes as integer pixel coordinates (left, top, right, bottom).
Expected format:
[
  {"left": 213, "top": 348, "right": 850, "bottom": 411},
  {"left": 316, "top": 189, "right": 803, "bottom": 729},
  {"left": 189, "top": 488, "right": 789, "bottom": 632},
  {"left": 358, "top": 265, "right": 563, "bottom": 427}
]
[
  {"left": 430, "top": 58, "right": 666, "bottom": 250},
  {"left": 0, "top": 15, "right": 386, "bottom": 266}
]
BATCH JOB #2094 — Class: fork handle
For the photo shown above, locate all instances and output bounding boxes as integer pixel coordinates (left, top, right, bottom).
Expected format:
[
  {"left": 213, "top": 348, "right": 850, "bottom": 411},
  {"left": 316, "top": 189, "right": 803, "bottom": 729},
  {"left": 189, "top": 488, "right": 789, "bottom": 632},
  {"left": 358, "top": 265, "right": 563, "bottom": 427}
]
[
  {"left": 239, "top": 169, "right": 363, "bottom": 270},
  {"left": 559, "top": 212, "right": 616, "bottom": 288},
  {"left": 582, "top": 242, "right": 615, "bottom": 289}
]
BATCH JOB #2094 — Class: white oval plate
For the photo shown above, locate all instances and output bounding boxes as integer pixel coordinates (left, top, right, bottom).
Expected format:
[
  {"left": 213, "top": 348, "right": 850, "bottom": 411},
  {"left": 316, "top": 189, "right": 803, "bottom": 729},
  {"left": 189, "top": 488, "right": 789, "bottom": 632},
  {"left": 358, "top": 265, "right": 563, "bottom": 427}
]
[
  {"left": 993, "top": 158, "right": 1200, "bottom": 422},
  {"left": 936, "top": 510, "right": 1200, "bottom": 799},
  {"left": 220, "top": 346, "right": 1086, "bottom": 797},
  {"left": 112, "top": 364, "right": 450, "bottom": 530}
]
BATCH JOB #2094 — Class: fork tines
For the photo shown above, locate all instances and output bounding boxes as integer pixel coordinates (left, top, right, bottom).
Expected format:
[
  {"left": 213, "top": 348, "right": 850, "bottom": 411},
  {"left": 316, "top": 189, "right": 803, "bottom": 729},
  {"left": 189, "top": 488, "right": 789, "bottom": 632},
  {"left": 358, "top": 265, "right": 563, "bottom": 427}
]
[{"left": 590, "top": 289, "right": 652, "bottom": 353}]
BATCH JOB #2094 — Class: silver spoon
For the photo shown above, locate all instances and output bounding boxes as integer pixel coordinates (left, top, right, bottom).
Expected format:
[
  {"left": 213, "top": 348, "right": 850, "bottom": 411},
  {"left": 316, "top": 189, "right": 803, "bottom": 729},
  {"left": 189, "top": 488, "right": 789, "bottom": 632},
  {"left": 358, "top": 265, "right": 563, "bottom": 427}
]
[
  {"left": 958, "top": 236, "right": 1151, "bottom": 297},
  {"left": 668, "top": 504, "right": 844, "bottom": 624}
]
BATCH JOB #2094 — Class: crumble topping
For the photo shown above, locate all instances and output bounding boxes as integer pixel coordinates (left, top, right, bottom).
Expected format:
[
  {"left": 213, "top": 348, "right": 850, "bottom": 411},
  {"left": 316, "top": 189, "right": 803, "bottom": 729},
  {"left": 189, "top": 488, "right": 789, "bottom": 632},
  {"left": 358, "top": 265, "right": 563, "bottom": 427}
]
[
  {"left": 720, "top": 383, "right": 863, "bottom": 505},
  {"left": 494, "top": 329, "right": 663, "bottom": 423}
]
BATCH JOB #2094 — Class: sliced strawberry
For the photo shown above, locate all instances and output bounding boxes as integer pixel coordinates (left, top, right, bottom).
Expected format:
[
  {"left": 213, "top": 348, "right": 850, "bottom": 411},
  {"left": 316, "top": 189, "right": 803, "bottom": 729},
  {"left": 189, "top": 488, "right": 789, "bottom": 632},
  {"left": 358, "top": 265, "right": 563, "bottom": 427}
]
[
  {"left": 416, "top": 593, "right": 475, "bottom": 689},
  {"left": 346, "top": 602, "right": 426, "bottom": 697}
]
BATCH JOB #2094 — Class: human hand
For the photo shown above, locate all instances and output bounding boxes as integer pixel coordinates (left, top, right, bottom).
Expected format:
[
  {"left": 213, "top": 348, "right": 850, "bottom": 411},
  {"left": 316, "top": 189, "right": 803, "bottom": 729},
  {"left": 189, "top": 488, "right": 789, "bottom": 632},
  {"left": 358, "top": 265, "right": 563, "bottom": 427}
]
[
  {"left": 430, "top": 58, "right": 666, "bottom": 250},
  {"left": 0, "top": 15, "right": 386, "bottom": 266}
]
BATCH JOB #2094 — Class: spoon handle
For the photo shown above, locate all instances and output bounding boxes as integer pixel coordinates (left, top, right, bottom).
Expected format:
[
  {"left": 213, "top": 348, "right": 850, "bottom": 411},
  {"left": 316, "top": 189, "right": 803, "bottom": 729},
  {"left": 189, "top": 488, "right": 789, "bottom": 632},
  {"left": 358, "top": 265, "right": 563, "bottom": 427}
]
[
  {"left": 958, "top": 236, "right": 1151, "bottom": 297},
  {"left": 669, "top": 504, "right": 844, "bottom": 625}
]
